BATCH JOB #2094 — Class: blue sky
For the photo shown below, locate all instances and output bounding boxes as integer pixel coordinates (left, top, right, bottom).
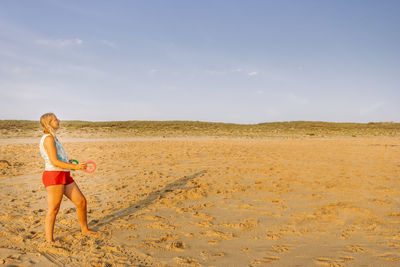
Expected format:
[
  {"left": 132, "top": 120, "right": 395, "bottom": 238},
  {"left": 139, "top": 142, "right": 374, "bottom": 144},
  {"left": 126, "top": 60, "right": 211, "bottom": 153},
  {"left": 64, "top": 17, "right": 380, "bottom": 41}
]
[{"left": 0, "top": 0, "right": 399, "bottom": 123}]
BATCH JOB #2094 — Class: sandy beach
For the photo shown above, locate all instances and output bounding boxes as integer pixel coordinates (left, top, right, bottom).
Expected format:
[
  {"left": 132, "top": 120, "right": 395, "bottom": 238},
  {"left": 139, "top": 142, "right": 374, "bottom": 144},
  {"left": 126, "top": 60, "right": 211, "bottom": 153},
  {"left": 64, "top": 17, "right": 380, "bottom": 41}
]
[
  {"left": 1, "top": 136, "right": 400, "bottom": 266},
  {"left": 2, "top": 0, "right": 400, "bottom": 265}
]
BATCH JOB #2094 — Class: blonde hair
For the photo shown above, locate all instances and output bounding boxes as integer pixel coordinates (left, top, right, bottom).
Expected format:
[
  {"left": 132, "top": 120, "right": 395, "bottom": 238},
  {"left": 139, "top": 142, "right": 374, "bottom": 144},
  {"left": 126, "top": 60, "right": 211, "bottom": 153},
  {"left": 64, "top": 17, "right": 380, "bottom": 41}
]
[{"left": 40, "top": 112, "right": 57, "bottom": 137}]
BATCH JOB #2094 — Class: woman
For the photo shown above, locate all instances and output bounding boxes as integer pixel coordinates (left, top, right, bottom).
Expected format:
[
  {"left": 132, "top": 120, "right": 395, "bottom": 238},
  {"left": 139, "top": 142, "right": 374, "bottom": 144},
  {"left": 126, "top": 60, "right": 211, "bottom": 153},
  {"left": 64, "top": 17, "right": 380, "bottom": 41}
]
[{"left": 39, "top": 112, "right": 96, "bottom": 242}]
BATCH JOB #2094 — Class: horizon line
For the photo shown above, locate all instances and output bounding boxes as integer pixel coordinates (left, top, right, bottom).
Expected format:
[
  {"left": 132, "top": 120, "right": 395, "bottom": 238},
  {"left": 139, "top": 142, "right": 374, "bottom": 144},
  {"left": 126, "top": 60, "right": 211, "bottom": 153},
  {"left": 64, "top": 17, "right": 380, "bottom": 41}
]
[{"left": 0, "top": 119, "right": 399, "bottom": 125}]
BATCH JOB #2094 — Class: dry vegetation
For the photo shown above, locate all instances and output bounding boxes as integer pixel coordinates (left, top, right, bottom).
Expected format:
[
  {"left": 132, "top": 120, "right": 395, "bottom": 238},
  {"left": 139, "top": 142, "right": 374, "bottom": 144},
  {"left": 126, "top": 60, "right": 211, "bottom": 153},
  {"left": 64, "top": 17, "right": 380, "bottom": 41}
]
[{"left": 0, "top": 120, "right": 399, "bottom": 139}]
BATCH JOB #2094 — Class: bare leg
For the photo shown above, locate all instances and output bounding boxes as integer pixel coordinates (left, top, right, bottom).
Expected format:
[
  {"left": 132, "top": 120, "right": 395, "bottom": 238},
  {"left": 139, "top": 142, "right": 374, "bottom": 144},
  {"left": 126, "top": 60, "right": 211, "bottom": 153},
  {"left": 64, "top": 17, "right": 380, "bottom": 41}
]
[
  {"left": 45, "top": 184, "right": 64, "bottom": 242},
  {"left": 64, "top": 182, "right": 96, "bottom": 234}
]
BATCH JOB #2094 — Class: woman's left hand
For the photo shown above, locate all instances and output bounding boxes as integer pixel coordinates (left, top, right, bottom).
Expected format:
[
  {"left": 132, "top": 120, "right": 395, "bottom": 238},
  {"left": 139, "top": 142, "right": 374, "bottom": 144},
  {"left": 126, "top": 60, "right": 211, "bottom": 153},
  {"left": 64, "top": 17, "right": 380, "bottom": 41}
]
[{"left": 76, "top": 162, "right": 87, "bottom": 171}]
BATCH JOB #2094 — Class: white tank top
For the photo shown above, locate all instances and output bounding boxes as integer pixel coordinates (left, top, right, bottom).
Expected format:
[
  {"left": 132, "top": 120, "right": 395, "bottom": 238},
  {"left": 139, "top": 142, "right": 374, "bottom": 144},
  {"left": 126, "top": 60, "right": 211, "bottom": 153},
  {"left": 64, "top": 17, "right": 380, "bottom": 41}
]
[{"left": 39, "top": 134, "right": 70, "bottom": 171}]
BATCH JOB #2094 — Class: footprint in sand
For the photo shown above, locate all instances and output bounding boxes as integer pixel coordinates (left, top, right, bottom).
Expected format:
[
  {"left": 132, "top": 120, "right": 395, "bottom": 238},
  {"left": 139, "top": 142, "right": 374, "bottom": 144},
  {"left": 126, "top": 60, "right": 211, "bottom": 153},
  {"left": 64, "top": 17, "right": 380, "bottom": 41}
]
[
  {"left": 315, "top": 257, "right": 340, "bottom": 266},
  {"left": 220, "top": 218, "right": 258, "bottom": 231},
  {"left": 146, "top": 221, "right": 176, "bottom": 230},
  {"left": 156, "top": 234, "right": 179, "bottom": 243},
  {"left": 270, "top": 245, "right": 290, "bottom": 253},
  {"left": 264, "top": 255, "right": 280, "bottom": 261},
  {"left": 141, "top": 215, "right": 166, "bottom": 221},
  {"left": 340, "top": 227, "right": 356, "bottom": 240},
  {"left": 370, "top": 198, "right": 393, "bottom": 206},
  {"left": 212, "top": 252, "right": 225, "bottom": 257},
  {"left": 346, "top": 245, "right": 365, "bottom": 252},
  {"left": 250, "top": 256, "right": 280, "bottom": 266},
  {"left": 378, "top": 252, "right": 400, "bottom": 262},
  {"left": 201, "top": 230, "right": 236, "bottom": 240},
  {"left": 174, "top": 256, "right": 198, "bottom": 265},
  {"left": 2, "top": 254, "right": 22, "bottom": 265},
  {"left": 340, "top": 256, "right": 355, "bottom": 261},
  {"left": 264, "top": 231, "right": 281, "bottom": 240},
  {"left": 315, "top": 256, "right": 354, "bottom": 266},
  {"left": 167, "top": 241, "right": 187, "bottom": 250},
  {"left": 197, "top": 220, "right": 214, "bottom": 228}
]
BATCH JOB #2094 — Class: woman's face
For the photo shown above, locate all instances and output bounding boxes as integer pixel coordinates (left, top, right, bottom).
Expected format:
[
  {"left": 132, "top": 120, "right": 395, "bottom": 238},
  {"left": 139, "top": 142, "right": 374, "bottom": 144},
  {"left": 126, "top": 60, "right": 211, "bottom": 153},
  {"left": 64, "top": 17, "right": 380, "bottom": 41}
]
[{"left": 50, "top": 115, "right": 60, "bottom": 131}]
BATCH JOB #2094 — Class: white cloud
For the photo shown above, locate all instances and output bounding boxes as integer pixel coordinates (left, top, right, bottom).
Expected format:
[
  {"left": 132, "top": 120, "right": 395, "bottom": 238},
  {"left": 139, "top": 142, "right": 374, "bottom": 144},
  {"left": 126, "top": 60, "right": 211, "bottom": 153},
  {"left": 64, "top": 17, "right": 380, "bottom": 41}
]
[
  {"left": 101, "top": 40, "right": 116, "bottom": 48},
  {"left": 360, "top": 101, "right": 384, "bottom": 115},
  {"left": 35, "top": 38, "right": 83, "bottom": 48},
  {"left": 248, "top": 71, "right": 259, "bottom": 76},
  {"left": 205, "top": 68, "right": 246, "bottom": 75},
  {"left": 148, "top": 69, "right": 159, "bottom": 75},
  {"left": 205, "top": 68, "right": 261, "bottom": 77},
  {"left": 0, "top": 65, "right": 35, "bottom": 75}
]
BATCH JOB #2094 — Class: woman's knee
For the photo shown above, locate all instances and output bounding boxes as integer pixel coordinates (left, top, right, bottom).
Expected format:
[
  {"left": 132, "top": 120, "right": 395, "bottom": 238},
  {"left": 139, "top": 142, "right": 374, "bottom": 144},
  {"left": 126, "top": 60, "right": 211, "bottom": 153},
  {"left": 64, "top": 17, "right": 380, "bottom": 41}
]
[
  {"left": 47, "top": 205, "right": 60, "bottom": 216},
  {"left": 76, "top": 196, "right": 87, "bottom": 209}
]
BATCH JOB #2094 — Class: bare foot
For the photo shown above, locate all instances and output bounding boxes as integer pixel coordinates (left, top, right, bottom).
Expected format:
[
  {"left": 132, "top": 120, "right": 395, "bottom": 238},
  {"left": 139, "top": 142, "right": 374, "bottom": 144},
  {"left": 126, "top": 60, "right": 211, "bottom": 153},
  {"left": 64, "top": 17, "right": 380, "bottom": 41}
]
[{"left": 82, "top": 228, "right": 97, "bottom": 235}]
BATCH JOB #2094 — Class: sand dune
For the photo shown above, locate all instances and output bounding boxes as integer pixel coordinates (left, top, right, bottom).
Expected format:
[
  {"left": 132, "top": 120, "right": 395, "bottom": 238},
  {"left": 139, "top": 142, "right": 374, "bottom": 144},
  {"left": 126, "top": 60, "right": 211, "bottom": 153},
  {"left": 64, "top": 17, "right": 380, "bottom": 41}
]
[{"left": 1, "top": 137, "right": 400, "bottom": 266}]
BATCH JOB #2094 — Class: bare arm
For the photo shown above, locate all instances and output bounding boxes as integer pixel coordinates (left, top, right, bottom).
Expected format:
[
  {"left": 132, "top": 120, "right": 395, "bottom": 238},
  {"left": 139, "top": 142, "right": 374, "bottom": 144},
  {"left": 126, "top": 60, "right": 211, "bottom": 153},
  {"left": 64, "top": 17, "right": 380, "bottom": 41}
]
[{"left": 44, "top": 135, "right": 86, "bottom": 170}]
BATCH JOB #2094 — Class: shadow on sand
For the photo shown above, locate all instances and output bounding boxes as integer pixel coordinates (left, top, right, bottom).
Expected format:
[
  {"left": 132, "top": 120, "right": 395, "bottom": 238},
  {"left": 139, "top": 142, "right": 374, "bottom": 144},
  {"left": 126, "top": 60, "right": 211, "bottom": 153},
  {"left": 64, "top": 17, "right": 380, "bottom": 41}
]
[
  {"left": 90, "top": 169, "right": 208, "bottom": 230},
  {"left": 39, "top": 172, "right": 207, "bottom": 265}
]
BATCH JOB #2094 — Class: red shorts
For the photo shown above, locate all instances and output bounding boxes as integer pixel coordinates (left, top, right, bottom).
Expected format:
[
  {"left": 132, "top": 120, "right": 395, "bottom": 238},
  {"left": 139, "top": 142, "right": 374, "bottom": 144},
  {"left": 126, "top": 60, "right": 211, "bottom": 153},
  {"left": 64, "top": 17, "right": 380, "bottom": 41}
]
[{"left": 42, "top": 171, "right": 75, "bottom": 187}]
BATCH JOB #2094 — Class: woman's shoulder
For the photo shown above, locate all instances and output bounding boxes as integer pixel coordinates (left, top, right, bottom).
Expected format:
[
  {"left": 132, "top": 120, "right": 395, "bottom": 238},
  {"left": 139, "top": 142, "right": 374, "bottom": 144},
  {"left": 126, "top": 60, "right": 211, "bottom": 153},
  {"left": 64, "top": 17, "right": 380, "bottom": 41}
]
[{"left": 43, "top": 134, "right": 55, "bottom": 145}]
